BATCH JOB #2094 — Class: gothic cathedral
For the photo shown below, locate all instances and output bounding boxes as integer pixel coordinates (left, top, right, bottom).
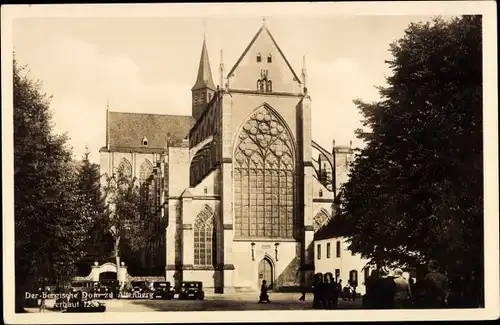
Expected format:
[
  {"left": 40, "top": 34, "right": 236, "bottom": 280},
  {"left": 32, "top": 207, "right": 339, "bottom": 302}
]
[{"left": 99, "top": 20, "right": 352, "bottom": 292}]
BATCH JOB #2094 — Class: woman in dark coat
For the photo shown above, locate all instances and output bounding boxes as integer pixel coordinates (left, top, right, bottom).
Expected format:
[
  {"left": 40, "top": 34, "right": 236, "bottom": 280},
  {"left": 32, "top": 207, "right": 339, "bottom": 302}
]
[
  {"left": 324, "top": 272, "right": 337, "bottom": 309},
  {"left": 312, "top": 273, "right": 324, "bottom": 309},
  {"left": 258, "top": 280, "right": 271, "bottom": 303}
]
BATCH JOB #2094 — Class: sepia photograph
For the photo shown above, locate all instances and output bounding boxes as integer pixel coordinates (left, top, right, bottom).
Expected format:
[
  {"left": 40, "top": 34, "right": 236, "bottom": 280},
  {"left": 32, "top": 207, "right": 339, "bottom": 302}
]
[{"left": 2, "top": 1, "right": 498, "bottom": 323}]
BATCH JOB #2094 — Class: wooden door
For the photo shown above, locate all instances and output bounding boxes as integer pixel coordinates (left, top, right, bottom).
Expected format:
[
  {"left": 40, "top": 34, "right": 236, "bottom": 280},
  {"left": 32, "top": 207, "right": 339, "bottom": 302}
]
[{"left": 258, "top": 258, "right": 273, "bottom": 289}]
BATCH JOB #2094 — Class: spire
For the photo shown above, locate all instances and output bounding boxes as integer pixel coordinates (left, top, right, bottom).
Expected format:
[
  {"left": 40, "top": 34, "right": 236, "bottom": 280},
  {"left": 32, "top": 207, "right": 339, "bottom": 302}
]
[
  {"left": 219, "top": 49, "right": 225, "bottom": 89},
  {"left": 301, "top": 55, "right": 307, "bottom": 89},
  {"left": 105, "top": 99, "right": 110, "bottom": 150},
  {"left": 192, "top": 37, "right": 216, "bottom": 91},
  {"left": 203, "top": 19, "right": 207, "bottom": 41}
]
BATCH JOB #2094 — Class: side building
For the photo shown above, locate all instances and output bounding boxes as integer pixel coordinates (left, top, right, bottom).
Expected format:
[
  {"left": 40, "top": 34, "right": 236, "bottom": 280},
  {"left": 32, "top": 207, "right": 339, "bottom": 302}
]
[{"left": 312, "top": 144, "right": 374, "bottom": 296}]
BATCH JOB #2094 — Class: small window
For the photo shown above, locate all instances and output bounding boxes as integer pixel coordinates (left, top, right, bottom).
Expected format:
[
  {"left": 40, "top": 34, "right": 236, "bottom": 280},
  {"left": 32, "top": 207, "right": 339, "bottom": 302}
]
[
  {"left": 317, "top": 244, "right": 321, "bottom": 260},
  {"left": 335, "top": 269, "right": 340, "bottom": 280},
  {"left": 336, "top": 241, "right": 341, "bottom": 258},
  {"left": 326, "top": 242, "right": 331, "bottom": 258},
  {"left": 204, "top": 186, "right": 208, "bottom": 194},
  {"left": 267, "top": 54, "right": 272, "bottom": 63},
  {"left": 349, "top": 270, "right": 358, "bottom": 287},
  {"left": 257, "top": 53, "right": 262, "bottom": 62},
  {"left": 142, "top": 137, "right": 148, "bottom": 146},
  {"left": 266, "top": 80, "right": 272, "bottom": 92},
  {"left": 319, "top": 189, "right": 323, "bottom": 197},
  {"left": 260, "top": 80, "right": 265, "bottom": 92}
]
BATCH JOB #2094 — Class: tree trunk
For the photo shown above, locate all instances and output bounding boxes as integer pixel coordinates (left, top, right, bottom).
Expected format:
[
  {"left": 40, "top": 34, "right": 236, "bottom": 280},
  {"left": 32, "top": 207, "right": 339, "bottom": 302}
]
[{"left": 114, "top": 236, "right": 121, "bottom": 285}]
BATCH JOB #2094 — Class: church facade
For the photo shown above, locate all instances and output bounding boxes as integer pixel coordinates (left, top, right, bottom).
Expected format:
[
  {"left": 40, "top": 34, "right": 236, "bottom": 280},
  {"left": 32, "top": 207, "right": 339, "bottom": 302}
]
[{"left": 99, "top": 21, "right": 354, "bottom": 292}]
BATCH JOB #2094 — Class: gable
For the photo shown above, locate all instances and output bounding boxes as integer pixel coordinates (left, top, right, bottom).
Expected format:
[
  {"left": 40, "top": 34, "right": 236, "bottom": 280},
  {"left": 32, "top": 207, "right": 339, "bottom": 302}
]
[{"left": 227, "top": 26, "right": 302, "bottom": 94}]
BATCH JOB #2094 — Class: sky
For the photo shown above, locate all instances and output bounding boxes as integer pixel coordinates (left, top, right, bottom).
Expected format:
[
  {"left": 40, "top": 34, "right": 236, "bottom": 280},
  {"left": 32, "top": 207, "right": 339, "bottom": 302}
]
[{"left": 13, "top": 14, "right": 435, "bottom": 164}]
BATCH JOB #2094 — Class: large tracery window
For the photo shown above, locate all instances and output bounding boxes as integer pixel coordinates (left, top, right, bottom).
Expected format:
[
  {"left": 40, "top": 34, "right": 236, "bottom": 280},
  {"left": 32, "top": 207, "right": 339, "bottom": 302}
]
[
  {"left": 117, "top": 158, "right": 132, "bottom": 179},
  {"left": 139, "top": 159, "right": 153, "bottom": 183},
  {"left": 234, "top": 106, "right": 295, "bottom": 239},
  {"left": 194, "top": 206, "right": 215, "bottom": 266}
]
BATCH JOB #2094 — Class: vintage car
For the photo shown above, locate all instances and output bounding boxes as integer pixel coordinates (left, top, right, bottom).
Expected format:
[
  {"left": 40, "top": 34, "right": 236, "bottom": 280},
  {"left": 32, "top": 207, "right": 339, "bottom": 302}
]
[
  {"left": 92, "top": 282, "right": 114, "bottom": 299},
  {"left": 99, "top": 280, "right": 119, "bottom": 299},
  {"left": 178, "top": 281, "right": 204, "bottom": 300},
  {"left": 130, "top": 281, "right": 151, "bottom": 295},
  {"left": 152, "top": 281, "right": 175, "bottom": 300},
  {"left": 70, "top": 281, "right": 94, "bottom": 295}
]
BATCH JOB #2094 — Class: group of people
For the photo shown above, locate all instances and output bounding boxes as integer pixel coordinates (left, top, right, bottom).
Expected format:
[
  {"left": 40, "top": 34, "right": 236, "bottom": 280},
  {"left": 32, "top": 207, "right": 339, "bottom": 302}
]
[
  {"left": 363, "top": 261, "right": 480, "bottom": 309},
  {"left": 310, "top": 272, "right": 352, "bottom": 309},
  {"left": 259, "top": 260, "right": 480, "bottom": 309}
]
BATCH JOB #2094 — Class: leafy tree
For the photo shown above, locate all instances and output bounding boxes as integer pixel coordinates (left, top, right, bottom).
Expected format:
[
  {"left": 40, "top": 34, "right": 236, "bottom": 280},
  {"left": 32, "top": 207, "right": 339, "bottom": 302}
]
[
  {"left": 75, "top": 148, "right": 114, "bottom": 269},
  {"left": 101, "top": 168, "right": 159, "bottom": 280},
  {"left": 14, "top": 58, "right": 93, "bottom": 311},
  {"left": 338, "top": 15, "right": 483, "bottom": 298}
]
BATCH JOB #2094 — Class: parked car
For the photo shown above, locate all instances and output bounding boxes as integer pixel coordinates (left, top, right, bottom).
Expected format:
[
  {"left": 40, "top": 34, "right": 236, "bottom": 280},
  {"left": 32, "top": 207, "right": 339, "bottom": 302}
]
[
  {"left": 152, "top": 281, "right": 175, "bottom": 300},
  {"left": 99, "top": 280, "right": 120, "bottom": 299},
  {"left": 178, "top": 281, "right": 204, "bottom": 300},
  {"left": 70, "top": 281, "right": 94, "bottom": 295},
  {"left": 130, "top": 281, "right": 151, "bottom": 295},
  {"left": 92, "top": 283, "right": 112, "bottom": 299}
]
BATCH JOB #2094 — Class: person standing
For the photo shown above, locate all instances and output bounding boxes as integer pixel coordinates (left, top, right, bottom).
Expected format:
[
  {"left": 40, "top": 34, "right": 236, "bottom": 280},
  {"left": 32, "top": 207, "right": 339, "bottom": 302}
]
[
  {"left": 363, "top": 270, "right": 379, "bottom": 309},
  {"left": 351, "top": 283, "right": 357, "bottom": 302},
  {"left": 312, "top": 273, "right": 324, "bottom": 309},
  {"left": 332, "top": 276, "right": 340, "bottom": 309},
  {"left": 38, "top": 287, "right": 45, "bottom": 313},
  {"left": 324, "top": 272, "right": 336, "bottom": 309},
  {"left": 393, "top": 268, "right": 412, "bottom": 308},
  {"left": 424, "top": 261, "right": 449, "bottom": 308},
  {"left": 336, "top": 279, "right": 343, "bottom": 301},
  {"left": 374, "top": 266, "right": 396, "bottom": 309},
  {"left": 258, "top": 280, "right": 271, "bottom": 303}
]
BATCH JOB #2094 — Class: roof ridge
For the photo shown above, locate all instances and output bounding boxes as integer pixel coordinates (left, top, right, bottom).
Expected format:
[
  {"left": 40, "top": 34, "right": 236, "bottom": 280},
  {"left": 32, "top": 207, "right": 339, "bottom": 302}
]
[{"left": 109, "top": 111, "right": 193, "bottom": 118}]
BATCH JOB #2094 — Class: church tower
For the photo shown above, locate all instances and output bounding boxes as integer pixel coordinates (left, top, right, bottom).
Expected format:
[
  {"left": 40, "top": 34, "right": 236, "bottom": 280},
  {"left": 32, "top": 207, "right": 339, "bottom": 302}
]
[{"left": 191, "top": 36, "right": 216, "bottom": 121}]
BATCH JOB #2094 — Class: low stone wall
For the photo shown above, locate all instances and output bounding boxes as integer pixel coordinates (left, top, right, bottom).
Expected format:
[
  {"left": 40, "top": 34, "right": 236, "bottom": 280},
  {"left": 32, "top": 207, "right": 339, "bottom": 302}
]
[
  {"left": 72, "top": 276, "right": 92, "bottom": 281},
  {"left": 127, "top": 275, "right": 166, "bottom": 282}
]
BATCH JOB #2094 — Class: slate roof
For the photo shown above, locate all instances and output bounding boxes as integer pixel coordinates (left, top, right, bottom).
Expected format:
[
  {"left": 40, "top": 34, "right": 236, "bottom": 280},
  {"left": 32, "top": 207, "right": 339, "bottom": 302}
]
[
  {"left": 105, "top": 111, "right": 194, "bottom": 151},
  {"left": 314, "top": 214, "right": 349, "bottom": 241}
]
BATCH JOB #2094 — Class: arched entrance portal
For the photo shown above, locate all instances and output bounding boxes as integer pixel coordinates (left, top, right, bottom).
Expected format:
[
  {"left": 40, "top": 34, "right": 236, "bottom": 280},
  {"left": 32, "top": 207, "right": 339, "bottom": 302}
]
[
  {"left": 258, "top": 257, "right": 274, "bottom": 289},
  {"left": 99, "top": 271, "right": 117, "bottom": 281}
]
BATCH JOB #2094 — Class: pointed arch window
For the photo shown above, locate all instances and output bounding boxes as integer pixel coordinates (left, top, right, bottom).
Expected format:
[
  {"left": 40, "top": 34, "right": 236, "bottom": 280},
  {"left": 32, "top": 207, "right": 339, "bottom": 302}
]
[
  {"left": 266, "top": 80, "right": 273, "bottom": 92},
  {"left": 117, "top": 158, "right": 132, "bottom": 179},
  {"left": 233, "top": 106, "right": 295, "bottom": 238},
  {"left": 257, "top": 53, "right": 262, "bottom": 63},
  {"left": 257, "top": 79, "right": 262, "bottom": 92},
  {"left": 139, "top": 159, "right": 153, "bottom": 184},
  {"left": 267, "top": 54, "right": 272, "bottom": 63},
  {"left": 260, "top": 80, "right": 265, "bottom": 92},
  {"left": 313, "top": 208, "right": 330, "bottom": 232},
  {"left": 194, "top": 206, "right": 216, "bottom": 266}
]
